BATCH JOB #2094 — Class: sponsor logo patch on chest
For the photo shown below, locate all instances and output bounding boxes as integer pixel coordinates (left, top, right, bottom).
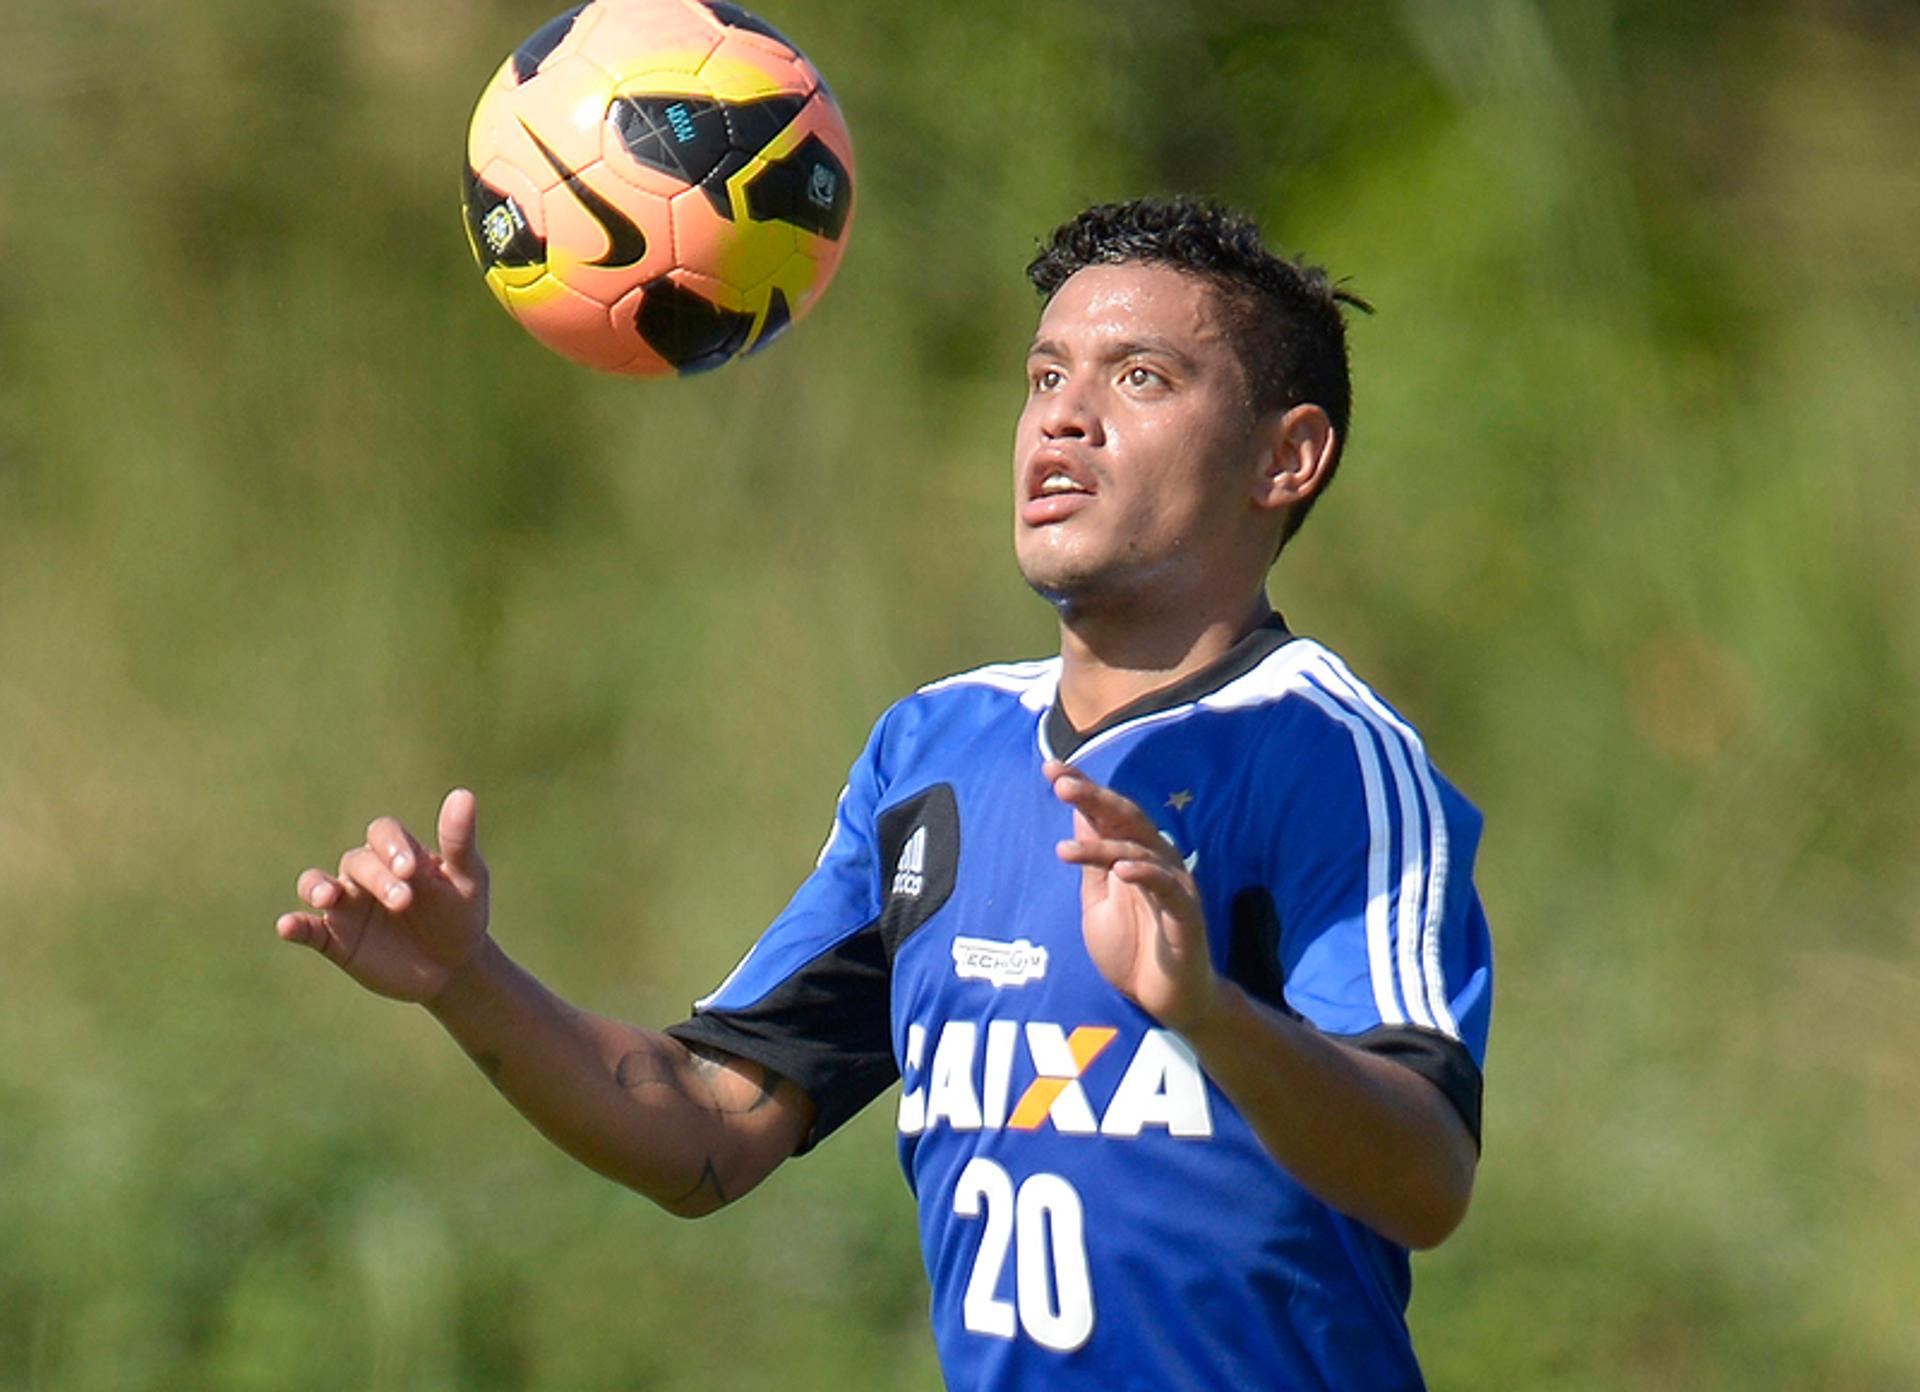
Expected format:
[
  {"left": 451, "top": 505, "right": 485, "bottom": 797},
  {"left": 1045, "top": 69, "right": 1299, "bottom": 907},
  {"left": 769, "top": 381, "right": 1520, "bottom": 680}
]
[
  {"left": 899, "top": 1019, "right": 1214, "bottom": 1138},
  {"left": 951, "top": 935, "right": 1049, "bottom": 988}
]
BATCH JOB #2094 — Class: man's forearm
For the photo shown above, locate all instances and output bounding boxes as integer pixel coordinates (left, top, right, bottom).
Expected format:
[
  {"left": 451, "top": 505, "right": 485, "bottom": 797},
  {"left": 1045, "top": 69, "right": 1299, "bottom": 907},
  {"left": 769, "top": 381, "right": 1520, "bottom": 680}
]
[
  {"left": 1181, "top": 983, "right": 1477, "bottom": 1249},
  {"left": 425, "top": 937, "right": 811, "bottom": 1216}
]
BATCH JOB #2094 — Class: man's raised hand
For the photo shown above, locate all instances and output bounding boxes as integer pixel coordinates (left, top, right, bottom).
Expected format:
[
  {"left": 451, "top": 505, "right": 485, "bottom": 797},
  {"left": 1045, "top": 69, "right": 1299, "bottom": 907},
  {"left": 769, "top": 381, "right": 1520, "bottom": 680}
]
[
  {"left": 1044, "top": 762, "right": 1218, "bottom": 1032},
  {"left": 275, "top": 788, "right": 491, "bottom": 1003}
]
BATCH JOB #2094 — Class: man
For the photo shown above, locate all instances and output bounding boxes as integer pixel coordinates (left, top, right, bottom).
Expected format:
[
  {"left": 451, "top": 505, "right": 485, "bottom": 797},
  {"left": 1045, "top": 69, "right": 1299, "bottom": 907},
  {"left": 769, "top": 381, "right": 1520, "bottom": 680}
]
[{"left": 277, "top": 197, "right": 1493, "bottom": 1390}]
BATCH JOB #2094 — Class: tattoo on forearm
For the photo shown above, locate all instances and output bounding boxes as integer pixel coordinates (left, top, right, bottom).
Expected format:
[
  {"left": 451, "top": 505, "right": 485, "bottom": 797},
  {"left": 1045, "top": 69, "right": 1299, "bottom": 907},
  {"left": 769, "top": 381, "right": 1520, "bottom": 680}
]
[
  {"left": 688, "top": 1046, "right": 782, "bottom": 1113},
  {"left": 615, "top": 1046, "right": 675, "bottom": 1094},
  {"left": 614, "top": 1041, "right": 784, "bottom": 1115},
  {"left": 743, "top": 1065, "right": 779, "bottom": 1112},
  {"left": 670, "top": 1157, "right": 730, "bottom": 1209}
]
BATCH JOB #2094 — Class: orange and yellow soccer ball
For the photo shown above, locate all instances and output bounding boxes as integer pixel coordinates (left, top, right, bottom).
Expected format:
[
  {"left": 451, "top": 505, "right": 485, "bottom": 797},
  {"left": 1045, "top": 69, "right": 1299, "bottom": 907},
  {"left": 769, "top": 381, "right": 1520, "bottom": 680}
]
[{"left": 461, "top": 0, "right": 855, "bottom": 376}]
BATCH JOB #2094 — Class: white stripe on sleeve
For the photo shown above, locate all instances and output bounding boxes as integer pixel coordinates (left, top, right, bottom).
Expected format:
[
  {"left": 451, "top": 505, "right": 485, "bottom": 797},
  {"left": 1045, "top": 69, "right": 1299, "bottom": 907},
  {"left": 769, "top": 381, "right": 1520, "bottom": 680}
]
[
  {"left": 1290, "top": 682, "right": 1407, "bottom": 1029},
  {"left": 1310, "top": 654, "right": 1459, "bottom": 1040},
  {"left": 1307, "top": 663, "right": 1436, "bottom": 1032}
]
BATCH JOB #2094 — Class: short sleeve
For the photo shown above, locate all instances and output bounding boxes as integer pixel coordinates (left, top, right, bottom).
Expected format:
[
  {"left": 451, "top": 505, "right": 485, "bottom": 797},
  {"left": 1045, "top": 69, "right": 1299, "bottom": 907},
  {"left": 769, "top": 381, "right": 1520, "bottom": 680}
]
[
  {"left": 1260, "top": 684, "right": 1494, "bottom": 1144},
  {"left": 666, "top": 710, "right": 899, "bottom": 1149}
]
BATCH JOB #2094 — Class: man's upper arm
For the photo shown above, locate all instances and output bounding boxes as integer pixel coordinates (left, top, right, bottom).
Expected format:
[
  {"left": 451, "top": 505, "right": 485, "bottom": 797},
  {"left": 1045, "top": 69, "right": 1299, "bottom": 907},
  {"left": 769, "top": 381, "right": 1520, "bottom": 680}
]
[
  {"left": 1253, "top": 680, "right": 1494, "bottom": 1146},
  {"left": 677, "top": 1040, "right": 820, "bottom": 1162}
]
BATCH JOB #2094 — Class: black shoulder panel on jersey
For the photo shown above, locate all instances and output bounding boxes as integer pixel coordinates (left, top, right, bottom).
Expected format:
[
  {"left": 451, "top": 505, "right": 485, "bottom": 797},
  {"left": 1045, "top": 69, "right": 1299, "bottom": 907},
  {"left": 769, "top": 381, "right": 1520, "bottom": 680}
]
[
  {"left": 874, "top": 783, "right": 959, "bottom": 958},
  {"left": 1226, "top": 891, "right": 1481, "bottom": 1143},
  {"left": 1341, "top": 1024, "right": 1484, "bottom": 1150},
  {"left": 666, "top": 922, "right": 896, "bottom": 1153},
  {"left": 1225, "top": 888, "right": 1297, "bottom": 1017}
]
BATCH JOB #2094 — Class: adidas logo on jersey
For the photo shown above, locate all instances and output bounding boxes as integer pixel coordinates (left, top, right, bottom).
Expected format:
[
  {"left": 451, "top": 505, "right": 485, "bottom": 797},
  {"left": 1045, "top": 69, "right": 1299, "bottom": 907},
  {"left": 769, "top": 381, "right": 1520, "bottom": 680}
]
[
  {"left": 898, "top": 1019, "right": 1213, "bottom": 1139},
  {"left": 951, "top": 935, "right": 1049, "bottom": 988},
  {"left": 892, "top": 825, "right": 927, "bottom": 898}
]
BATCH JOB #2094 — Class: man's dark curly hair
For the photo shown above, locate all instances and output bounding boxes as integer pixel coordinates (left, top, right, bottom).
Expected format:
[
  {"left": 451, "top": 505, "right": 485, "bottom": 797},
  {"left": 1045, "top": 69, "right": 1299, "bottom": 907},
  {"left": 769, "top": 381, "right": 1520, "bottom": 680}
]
[{"left": 1027, "top": 197, "right": 1370, "bottom": 545}]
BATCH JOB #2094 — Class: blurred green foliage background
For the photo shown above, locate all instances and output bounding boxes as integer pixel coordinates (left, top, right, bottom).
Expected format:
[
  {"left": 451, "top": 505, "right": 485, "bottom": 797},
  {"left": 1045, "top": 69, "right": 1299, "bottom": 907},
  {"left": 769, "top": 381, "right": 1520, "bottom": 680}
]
[{"left": 2, "top": 0, "right": 1916, "bottom": 1386}]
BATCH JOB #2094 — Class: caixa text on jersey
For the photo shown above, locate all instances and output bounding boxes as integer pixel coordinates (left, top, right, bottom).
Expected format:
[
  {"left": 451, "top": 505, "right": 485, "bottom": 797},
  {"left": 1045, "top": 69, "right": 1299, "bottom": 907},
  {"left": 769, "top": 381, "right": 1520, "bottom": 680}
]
[{"left": 898, "top": 1020, "right": 1214, "bottom": 1138}]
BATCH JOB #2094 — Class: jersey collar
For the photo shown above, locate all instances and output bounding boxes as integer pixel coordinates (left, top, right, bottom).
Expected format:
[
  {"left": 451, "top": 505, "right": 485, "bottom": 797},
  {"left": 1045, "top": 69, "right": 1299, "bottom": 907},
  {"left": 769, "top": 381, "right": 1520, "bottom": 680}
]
[{"left": 1044, "top": 612, "right": 1295, "bottom": 761}]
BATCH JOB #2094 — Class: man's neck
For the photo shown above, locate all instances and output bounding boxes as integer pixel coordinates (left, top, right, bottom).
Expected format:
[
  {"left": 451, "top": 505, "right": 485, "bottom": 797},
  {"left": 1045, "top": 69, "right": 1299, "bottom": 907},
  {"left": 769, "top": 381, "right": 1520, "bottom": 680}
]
[{"left": 1054, "top": 591, "right": 1275, "bottom": 733}]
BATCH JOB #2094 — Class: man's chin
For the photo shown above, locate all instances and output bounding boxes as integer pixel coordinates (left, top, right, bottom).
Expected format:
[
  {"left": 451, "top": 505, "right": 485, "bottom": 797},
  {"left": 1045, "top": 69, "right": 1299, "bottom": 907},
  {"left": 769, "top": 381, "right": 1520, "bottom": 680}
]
[
  {"left": 1017, "top": 556, "right": 1119, "bottom": 614},
  {"left": 1016, "top": 551, "right": 1078, "bottom": 602}
]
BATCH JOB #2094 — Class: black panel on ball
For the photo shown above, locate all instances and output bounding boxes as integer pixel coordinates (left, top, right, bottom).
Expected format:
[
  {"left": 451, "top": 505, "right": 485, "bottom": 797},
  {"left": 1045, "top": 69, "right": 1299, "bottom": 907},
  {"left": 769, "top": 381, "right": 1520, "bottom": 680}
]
[
  {"left": 609, "top": 94, "right": 807, "bottom": 220},
  {"left": 693, "top": 150, "right": 755, "bottom": 219},
  {"left": 699, "top": 1, "right": 798, "bottom": 51},
  {"left": 610, "top": 96, "right": 735, "bottom": 186},
  {"left": 724, "top": 96, "right": 808, "bottom": 162},
  {"left": 635, "top": 278, "right": 757, "bottom": 373},
  {"left": 743, "top": 134, "right": 851, "bottom": 240},
  {"left": 462, "top": 165, "right": 546, "bottom": 269},
  {"left": 512, "top": 5, "right": 588, "bottom": 84},
  {"left": 743, "top": 287, "right": 791, "bottom": 356}
]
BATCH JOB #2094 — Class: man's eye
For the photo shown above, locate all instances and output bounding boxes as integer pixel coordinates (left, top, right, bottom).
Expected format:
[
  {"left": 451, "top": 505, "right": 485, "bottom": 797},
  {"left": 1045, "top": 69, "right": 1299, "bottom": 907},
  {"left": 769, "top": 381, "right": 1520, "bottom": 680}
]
[
  {"left": 1124, "top": 366, "right": 1163, "bottom": 389},
  {"left": 1032, "top": 367, "right": 1063, "bottom": 391}
]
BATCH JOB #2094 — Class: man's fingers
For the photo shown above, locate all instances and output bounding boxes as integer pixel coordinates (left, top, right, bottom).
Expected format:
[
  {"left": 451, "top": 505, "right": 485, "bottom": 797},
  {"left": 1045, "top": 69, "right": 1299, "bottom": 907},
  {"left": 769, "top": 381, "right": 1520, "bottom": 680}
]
[
  {"left": 276, "top": 910, "right": 332, "bottom": 950},
  {"left": 275, "top": 908, "right": 357, "bottom": 966},
  {"left": 366, "top": 816, "right": 424, "bottom": 879},
  {"left": 1111, "top": 857, "right": 1197, "bottom": 905},
  {"left": 1046, "top": 763, "right": 1160, "bottom": 841},
  {"left": 298, "top": 867, "right": 344, "bottom": 910},
  {"left": 1097, "top": 853, "right": 1204, "bottom": 929},
  {"left": 341, "top": 845, "right": 411, "bottom": 911},
  {"left": 1056, "top": 834, "right": 1169, "bottom": 871},
  {"left": 436, "top": 788, "right": 480, "bottom": 880}
]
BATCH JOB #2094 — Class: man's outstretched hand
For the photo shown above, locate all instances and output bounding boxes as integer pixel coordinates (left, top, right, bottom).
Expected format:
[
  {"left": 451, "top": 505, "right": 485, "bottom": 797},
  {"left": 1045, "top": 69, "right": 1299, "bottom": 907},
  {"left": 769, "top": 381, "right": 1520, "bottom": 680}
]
[
  {"left": 275, "top": 788, "right": 491, "bottom": 1004},
  {"left": 1044, "top": 762, "right": 1218, "bottom": 1032}
]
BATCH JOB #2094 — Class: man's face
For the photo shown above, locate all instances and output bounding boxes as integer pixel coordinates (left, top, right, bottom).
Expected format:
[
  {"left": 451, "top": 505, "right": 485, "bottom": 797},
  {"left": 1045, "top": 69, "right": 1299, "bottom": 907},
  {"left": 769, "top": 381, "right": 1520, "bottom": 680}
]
[{"left": 1012, "top": 261, "right": 1270, "bottom": 614}]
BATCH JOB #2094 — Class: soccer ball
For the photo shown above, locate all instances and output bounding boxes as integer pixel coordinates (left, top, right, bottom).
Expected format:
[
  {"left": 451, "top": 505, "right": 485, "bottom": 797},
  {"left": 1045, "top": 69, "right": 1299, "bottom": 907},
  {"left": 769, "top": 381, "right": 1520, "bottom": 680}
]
[{"left": 461, "top": 0, "right": 855, "bottom": 376}]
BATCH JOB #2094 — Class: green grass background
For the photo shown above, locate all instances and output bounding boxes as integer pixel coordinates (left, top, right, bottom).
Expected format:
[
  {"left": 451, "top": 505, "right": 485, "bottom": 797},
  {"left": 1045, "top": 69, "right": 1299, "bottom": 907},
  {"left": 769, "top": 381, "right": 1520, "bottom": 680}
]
[{"left": 2, "top": 0, "right": 1916, "bottom": 1386}]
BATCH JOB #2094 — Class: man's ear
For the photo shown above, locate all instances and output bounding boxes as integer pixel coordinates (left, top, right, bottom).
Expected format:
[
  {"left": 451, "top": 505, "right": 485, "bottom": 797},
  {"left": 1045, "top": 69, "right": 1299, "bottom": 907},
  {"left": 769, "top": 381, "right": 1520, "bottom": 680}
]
[{"left": 1252, "top": 403, "right": 1337, "bottom": 518}]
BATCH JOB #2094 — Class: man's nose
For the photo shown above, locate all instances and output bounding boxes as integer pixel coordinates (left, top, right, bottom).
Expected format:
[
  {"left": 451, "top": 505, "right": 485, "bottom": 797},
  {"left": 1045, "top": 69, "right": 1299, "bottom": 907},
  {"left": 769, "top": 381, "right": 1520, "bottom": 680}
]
[{"left": 1039, "top": 379, "right": 1102, "bottom": 444}]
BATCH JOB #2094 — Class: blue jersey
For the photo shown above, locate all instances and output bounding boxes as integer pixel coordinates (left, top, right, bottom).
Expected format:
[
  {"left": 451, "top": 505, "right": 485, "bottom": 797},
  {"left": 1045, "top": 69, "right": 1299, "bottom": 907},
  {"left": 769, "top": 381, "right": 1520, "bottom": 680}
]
[{"left": 671, "top": 619, "right": 1493, "bottom": 1391}]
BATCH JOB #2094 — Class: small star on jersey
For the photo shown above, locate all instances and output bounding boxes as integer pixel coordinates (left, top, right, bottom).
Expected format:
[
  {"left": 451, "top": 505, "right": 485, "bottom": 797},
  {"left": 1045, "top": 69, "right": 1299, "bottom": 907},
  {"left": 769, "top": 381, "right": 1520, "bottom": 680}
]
[{"left": 1165, "top": 789, "right": 1194, "bottom": 811}]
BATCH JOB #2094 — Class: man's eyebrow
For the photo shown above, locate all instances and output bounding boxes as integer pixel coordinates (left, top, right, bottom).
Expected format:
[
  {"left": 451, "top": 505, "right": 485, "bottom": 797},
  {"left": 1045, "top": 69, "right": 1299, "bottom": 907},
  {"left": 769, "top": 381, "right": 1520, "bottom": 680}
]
[
  {"left": 1024, "top": 335, "right": 1200, "bottom": 368},
  {"left": 1110, "top": 336, "right": 1199, "bottom": 370}
]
